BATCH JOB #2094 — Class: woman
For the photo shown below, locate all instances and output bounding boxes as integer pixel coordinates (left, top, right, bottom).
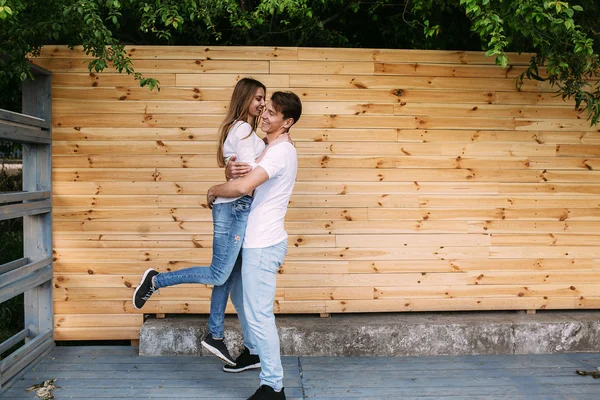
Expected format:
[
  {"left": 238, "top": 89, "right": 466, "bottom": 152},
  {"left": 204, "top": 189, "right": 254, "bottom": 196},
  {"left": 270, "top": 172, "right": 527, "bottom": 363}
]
[{"left": 132, "top": 78, "right": 285, "bottom": 366}]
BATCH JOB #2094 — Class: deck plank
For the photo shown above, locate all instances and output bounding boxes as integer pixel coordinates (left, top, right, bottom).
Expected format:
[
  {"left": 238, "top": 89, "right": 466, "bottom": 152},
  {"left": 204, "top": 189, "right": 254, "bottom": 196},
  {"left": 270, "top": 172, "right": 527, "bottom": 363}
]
[{"left": 2, "top": 346, "right": 599, "bottom": 399}]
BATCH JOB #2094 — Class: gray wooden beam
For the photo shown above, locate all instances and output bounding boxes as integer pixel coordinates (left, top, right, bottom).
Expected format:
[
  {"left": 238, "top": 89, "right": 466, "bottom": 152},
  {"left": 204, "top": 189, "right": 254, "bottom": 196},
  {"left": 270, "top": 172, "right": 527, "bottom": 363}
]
[
  {"left": 22, "top": 68, "right": 53, "bottom": 339},
  {"left": 0, "top": 265, "right": 53, "bottom": 304},
  {"left": 0, "top": 199, "right": 51, "bottom": 221},
  {"left": 0, "top": 123, "right": 51, "bottom": 144},
  {"left": 0, "top": 331, "right": 53, "bottom": 385},
  {"left": 0, "top": 258, "right": 28, "bottom": 275},
  {"left": 0, "top": 191, "right": 50, "bottom": 205},
  {"left": 0, "top": 109, "right": 49, "bottom": 130},
  {"left": 0, "top": 259, "right": 52, "bottom": 294},
  {"left": 0, "top": 329, "right": 29, "bottom": 355}
]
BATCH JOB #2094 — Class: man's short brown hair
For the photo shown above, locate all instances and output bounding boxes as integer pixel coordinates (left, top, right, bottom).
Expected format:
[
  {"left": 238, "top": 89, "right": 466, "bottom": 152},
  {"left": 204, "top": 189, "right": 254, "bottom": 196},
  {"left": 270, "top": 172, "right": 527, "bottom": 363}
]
[{"left": 270, "top": 91, "right": 302, "bottom": 127}]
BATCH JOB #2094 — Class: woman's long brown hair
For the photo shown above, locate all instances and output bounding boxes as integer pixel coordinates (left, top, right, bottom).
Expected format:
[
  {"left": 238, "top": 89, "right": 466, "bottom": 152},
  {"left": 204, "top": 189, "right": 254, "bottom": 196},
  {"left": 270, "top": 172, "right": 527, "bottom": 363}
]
[{"left": 216, "top": 78, "right": 266, "bottom": 167}]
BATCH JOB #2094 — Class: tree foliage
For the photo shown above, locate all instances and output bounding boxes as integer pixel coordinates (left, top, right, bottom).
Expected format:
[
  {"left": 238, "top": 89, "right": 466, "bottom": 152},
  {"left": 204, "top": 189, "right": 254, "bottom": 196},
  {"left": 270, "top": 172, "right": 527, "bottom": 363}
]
[{"left": 1, "top": 0, "right": 599, "bottom": 123}]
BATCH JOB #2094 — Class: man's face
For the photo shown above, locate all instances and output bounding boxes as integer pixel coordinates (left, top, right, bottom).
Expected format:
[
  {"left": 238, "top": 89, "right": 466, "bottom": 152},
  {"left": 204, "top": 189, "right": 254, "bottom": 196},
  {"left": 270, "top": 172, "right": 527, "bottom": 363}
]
[{"left": 261, "top": 101, "right": 290, "bottom": 134}]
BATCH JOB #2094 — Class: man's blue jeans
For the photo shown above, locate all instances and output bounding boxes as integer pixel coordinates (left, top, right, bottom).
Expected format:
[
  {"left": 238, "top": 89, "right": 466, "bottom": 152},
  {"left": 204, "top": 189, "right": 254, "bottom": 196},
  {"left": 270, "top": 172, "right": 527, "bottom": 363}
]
[
  {"left": 153, "top": 195, "right": 252, "bottom": 338},
  {"left": 228, "top": 239, "right": 288, "bottom": 391}
]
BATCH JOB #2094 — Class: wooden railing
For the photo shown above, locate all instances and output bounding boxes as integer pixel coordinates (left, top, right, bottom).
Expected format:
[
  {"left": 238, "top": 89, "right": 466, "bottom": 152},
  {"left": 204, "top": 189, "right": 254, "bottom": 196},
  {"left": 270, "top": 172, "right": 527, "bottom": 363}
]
[{"left": 0, "top": 64, "right": 54, "bottom": 394}]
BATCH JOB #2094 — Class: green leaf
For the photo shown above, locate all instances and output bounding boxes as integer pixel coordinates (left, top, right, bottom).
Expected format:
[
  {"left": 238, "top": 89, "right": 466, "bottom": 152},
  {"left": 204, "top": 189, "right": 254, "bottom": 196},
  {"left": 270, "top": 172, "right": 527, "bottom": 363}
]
[{"left": 20, "top": 72, "right": 27, "bottom": 81}]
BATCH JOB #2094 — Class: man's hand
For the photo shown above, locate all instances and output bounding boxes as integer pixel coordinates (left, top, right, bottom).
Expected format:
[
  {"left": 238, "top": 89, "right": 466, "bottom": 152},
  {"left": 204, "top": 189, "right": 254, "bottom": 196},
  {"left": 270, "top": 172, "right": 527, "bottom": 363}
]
[
  {"left": 225, "top": 155, "right": 252, "bottom": 179},
  {"left": 206, "top": 188, "right": 217, "bottom": 209}
]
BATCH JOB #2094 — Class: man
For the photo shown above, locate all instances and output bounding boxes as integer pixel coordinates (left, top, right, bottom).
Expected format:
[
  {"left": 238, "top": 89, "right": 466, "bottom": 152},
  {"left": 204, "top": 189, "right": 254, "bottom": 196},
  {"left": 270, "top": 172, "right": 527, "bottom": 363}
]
[{"left": 207, "top": 91, "right": 302, "bottom": 400}]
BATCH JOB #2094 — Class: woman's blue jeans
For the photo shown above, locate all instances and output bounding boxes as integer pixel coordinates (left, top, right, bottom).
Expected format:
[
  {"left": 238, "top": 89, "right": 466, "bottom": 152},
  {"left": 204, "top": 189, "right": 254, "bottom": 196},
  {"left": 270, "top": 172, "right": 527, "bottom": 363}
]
[{"left": 153, "top": 195, "right": 252, "bottom": 338}]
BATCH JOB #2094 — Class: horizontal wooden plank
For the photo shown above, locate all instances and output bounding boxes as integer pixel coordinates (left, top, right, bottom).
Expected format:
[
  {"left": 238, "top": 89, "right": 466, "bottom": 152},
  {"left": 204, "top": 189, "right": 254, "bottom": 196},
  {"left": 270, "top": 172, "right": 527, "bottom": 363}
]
[
  {"left": 375, "top": 62, "right": 530, "bottom": 78},
  {"left": 324, "top": 297, "right": 595, "bottom": 313},
  {"left": 53, "top": 140, "right": 579, "bottom": 158},
  {"left": 53, "top": 86, "right": 234, "bottom": 101},
  {"left": 491, "top": 234, "right": 600, "bottom": 246},
  {"left": 52, "top": 299, "right": 326, "bottom": 315},
  {"left": 496, "top": 91, "right": 576, "bottom": 106},
  {"left": 52, "top": 246, "right": 488, "bottom": 262},
  {"left": 53, "top": 234, "right": 334, "bottom": 249},
  {"left": 53, "top": 272, "right": 469, "bottom": 289},
  {"left": 557, "top": 144, "right": 600, "bottom": 157},
  {"left": 53, "top": 194, "right": 159, "bottom": 208},
  {"left": 53, "top": 99, "right": 229, "bottom": 115},
  {"left": 394, "top": 103, "right": 581, "bottom": 120},
  {"left": 52, "top": 127, "right": 216, "bottom": 141},
  {"left": 175, "top": 73, "right": 290, "bottom": 87},
  {"left": 53, "top": 114, "right": 225, "bottom": 129},
  {"left": 289, "top": 74, "right": 551, "bottom": 92},
  {"left": 53, "top": 327, "right": 140, "bottom": 340},
  {"left": 490, "top": 246, "right": 600, "bottom": 259},
  {"left": 52, "top": 207, "right": 366, "bottom": 222},
  {"left": 270, "top": 61, "right": 374, "bottom": 75},
  {"left": 284, "top": 287, "right": 374, "bottom": 300},
  {"left": 35, "top": 58, "right": 271, "bottom": 73},
  {"left": 369, "top": 208, "right": 600, "bottom": 222},
  {"left": 37, "top": 45, "right": 299, "bottom": 60},
  {"left": 52, "top": 153, "right": 600, "bottom": 170},
  {"left": 420, "top": 195, "right": 600, "bottom": 209},
  {"left": 468, "top": 220, "right": 600, "bottom": 234},
  {"left": 54, "top": 99, "right": 396, "bottom": 116},
  {"left": 467, "top": 270, "right": 600, "bottom": 285},
  {"left": 295, "top": 142, "right": 557, "bottom": 156},
  {"left": 51, "top": 182, "right": 600, "bottom": 198},
  {"left": 53, "top": 220, "right": 469, "bottom": 235},
  {"left": 54, "top": 314, "right": 143, "bottom": 328},
  {"left": 51, "top": 167, "right": 600, "bottom": 184},
  {"left": 336, "top": 234, "right": 490, "bottom": 247},
  {"left": 296, "top": 48, "right": 534, "bottom": 65},
  {"left": 372, "top": 283, "right": 600, "bottom": 299},
  {"left": 52, "top": 72, "right": 176, "bottom": 87},
  {"left": 52, "top": 87, "right": 498, "bottom": 104},
  {"left": 52, "top": 258, "right": 596, "bottom": 275},
  {"left": 55, "top": 114, "right": 591, "bottom": 131}
]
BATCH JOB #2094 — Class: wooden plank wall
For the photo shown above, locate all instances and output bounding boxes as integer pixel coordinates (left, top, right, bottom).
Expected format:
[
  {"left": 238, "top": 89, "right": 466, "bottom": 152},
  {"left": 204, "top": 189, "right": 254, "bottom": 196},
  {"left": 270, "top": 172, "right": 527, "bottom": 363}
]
[{"left": 33, "top": 46, "right": 600, "bottom": 341}]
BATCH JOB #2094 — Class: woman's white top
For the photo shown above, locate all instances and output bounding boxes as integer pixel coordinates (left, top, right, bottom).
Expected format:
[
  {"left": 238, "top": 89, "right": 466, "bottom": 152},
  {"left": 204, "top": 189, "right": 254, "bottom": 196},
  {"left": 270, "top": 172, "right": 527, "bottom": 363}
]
[{"left": 213, "top": 121, "right": 266, "bottom": 205}]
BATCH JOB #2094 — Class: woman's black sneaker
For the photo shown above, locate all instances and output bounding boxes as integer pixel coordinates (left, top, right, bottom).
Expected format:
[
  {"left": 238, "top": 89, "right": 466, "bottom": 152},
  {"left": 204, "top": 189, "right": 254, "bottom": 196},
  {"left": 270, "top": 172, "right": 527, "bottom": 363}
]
[
  {"left": 132, "top": 269, "right": 159, "bottom": 309},
  {"left": 247, "top": 385, "right": 286, "bottom": 400},
  {"left": 201, "top": 333, "right": 236, "bottom": 366},
  {"left": 223, "top": 346, "right": 260, "bottom": 373}
]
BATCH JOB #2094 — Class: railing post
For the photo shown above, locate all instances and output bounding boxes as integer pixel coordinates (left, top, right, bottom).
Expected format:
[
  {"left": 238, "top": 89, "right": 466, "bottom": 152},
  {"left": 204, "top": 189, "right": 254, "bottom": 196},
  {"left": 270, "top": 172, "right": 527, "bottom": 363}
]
[{"left": 21, "top": 66, "right": 53, "bottom": 338}]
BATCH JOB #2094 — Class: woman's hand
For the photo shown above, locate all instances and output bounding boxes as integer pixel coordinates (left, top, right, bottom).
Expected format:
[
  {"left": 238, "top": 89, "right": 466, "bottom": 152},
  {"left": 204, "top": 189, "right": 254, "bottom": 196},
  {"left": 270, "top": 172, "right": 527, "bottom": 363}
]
[{"left": 206, "top": 188, "right": 217, "bottom": 209}]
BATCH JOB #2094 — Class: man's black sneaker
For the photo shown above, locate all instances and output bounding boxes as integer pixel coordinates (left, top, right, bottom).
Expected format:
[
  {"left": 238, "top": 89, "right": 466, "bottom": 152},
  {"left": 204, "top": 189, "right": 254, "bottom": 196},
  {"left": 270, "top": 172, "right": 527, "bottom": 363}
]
[
  {"left": 223, "top": 346, "right": 260, "bottom": 373},
  {"left": 201, "top": 333, "right": 236, "bottom": 366},
  {"left": 247, "top": 385, "right": 286, "bottom": 400},
  {"left": 132, "top": 269, "right": 159, "bottom": 310}
]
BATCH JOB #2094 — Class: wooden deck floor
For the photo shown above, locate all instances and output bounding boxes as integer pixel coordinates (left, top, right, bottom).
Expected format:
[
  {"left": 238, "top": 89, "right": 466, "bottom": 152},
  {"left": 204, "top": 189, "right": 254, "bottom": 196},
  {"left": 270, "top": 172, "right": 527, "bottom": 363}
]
[{"left": 3, "top": 346, "right": 600, "bottom": 399}]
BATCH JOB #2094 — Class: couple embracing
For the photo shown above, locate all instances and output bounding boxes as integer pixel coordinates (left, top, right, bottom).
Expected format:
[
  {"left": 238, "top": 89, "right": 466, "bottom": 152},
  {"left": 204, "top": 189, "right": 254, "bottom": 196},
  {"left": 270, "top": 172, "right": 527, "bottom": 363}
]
[{"left": 132, "top": 78, "right": 302, "bottom": 400}]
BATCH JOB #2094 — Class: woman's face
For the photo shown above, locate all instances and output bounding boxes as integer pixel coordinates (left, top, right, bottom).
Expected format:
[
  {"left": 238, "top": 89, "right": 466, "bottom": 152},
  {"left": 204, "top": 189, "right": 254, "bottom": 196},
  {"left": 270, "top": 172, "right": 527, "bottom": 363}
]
[{"left": 248, "top": 87, "right": 266, "bottom": 118}]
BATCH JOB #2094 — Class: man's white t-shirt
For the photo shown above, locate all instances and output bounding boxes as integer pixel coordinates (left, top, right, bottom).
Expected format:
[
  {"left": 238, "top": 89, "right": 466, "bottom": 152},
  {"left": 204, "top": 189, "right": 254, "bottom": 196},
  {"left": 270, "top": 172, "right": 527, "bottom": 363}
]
[
  {"left": 243, "top": 142, "right": 298, "bottom": 249},
  {"left": 213, "top": 121, "right": 265, "bottom": 205}
]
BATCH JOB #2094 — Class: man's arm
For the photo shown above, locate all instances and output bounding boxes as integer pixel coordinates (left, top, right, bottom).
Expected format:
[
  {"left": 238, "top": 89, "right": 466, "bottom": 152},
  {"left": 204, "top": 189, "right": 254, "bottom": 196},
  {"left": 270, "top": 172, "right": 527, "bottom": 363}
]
[
  {"left": 208, "top": 166, "right": 269, "bottom": 208},
  {"left": 225, "top": 154, "right": 252, "bottom": 180}
]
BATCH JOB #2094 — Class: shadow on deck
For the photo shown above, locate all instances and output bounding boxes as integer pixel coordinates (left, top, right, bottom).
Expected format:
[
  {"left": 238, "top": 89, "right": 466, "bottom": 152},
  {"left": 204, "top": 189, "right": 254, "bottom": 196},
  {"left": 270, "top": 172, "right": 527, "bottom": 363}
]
[{"left": 2, "top": 346, "right": 600, "bottom": 399}]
